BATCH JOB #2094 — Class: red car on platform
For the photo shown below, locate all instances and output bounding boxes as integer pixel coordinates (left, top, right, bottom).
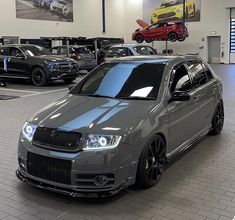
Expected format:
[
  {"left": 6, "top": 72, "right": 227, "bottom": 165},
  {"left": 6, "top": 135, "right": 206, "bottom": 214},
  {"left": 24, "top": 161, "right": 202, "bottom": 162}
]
[{"left": 132, "top": 19, "right": 189, "bottom": 43}]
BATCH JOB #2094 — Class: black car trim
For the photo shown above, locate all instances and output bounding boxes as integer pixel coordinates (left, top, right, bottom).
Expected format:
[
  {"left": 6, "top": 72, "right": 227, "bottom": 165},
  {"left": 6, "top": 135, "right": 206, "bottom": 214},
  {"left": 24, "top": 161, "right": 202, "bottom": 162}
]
[{"left": 16, "top": 169, "right": 126, "bottom": 198}]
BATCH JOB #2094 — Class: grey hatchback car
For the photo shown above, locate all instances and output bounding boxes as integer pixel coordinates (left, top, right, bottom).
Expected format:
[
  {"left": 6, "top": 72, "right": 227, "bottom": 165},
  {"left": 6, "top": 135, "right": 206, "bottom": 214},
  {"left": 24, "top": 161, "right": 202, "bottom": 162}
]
[{"left": 16, "top": 55, "right": 224, "bottom": 197}]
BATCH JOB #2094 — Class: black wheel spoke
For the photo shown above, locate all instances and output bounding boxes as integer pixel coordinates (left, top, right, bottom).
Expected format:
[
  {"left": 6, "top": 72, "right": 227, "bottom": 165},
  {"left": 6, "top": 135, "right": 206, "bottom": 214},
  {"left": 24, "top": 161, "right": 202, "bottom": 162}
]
[{"left": 142, "top": 136, "right": 166, "bottom": 185}]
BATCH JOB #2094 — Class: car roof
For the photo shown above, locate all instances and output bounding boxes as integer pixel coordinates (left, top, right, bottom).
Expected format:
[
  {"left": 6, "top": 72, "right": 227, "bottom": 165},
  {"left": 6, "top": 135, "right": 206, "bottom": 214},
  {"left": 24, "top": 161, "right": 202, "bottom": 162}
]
[
  {"left": 109, "top": 44, "right": 143, "bottom": 48},
  {"left": 52, "top": 45, "right": 87, "bottom": 48},
  {"left": 107, "top": 55, "right": 201, "bottom": 64}
]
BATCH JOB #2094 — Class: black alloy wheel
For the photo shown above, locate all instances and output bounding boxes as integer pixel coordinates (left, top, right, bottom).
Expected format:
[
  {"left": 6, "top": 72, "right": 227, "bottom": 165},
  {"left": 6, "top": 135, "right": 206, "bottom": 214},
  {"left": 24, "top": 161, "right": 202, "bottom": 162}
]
[
  {"left": 168, "top": 32, "right": 177, "bottom": 42},
  {"left": 211, "top": 101, "right": 224, "bottom": 135},
  {"left": 136, "top": 134, "right": 166, "bottom": 188},
  {"left": 31, "top": 67, "right": 48, "bottom": 86},
  {"left": 135, "top": 34, "right": 144, "bottom": 44}
]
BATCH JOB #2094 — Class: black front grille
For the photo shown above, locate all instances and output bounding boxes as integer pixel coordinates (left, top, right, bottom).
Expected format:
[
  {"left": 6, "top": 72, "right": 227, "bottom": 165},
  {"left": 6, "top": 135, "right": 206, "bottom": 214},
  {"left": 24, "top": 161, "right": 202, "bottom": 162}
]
[
  {"left": 27, "top": 152, "right": 71, "bottom": 185},
  {"left": 33, "top": 127, "right": 82, "bottom": 152},
  {"left": 59, "top": 63, "right": 78, "bottom": 72},
  {"left": 158, "top": 12, "right": 176, "bottom": 19}
]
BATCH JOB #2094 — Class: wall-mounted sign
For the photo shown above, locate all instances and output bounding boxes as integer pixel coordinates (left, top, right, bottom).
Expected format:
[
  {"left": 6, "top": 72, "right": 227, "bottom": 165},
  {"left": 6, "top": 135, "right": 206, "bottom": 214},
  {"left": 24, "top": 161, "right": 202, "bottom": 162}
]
[
  {"left": 143, "top": 0, "right": 201, "bottom": 24},
  {"left": 16, "top": 0, "right": 73, "bottom": 23}
]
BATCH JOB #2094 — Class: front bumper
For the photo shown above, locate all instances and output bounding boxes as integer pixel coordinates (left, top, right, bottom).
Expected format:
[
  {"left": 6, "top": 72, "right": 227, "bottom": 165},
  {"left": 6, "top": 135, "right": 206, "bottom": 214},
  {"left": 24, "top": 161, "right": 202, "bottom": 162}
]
[
  {"left": 16, "top": 169, "right": 126, "bottom": 198},
  {"left": 48, "top": 71, "right": 79, "bottom": 81},
  {"left": 77, "top": 61, "right": 97, "bottom": 71},
  {"left": 16, "top": 136, "right": 139, "bottom": 197}
]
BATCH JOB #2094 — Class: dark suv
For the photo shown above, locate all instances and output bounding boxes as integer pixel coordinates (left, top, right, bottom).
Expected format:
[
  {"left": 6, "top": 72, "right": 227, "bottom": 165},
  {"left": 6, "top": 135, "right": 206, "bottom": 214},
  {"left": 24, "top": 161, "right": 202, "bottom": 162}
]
[{"left": 0, "top": 44, "right": 79, "bottom": 86}]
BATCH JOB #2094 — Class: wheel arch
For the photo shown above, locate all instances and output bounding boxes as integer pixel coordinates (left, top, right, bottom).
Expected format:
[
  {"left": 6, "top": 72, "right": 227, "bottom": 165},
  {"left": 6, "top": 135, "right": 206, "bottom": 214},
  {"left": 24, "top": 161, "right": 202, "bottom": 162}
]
[{"left": 30, "top": 65, "right": 47, "bottom": 76}]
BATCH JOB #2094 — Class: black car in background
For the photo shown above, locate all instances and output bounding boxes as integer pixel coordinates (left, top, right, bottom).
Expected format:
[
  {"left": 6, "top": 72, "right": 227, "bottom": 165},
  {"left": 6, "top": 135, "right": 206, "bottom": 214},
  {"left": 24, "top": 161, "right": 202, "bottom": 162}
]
[
  {"left": 0, "top": 44, "right": 79, "bottom": 86},
  {"left": 51, "top": 45, "right": 97, "bottom": 71}
]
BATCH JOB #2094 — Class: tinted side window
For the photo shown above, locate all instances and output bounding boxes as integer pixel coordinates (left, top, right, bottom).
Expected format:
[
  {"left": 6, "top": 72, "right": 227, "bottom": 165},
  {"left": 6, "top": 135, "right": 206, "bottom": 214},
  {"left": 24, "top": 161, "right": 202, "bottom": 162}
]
[
  {"left": 202, "top": 63, "right": 213, "bottom": 81},
  {"left": 187, "top": 61, "right": 208, "bottom": 88},
  {"left": 60, "top": 47, "right": 68, "bottom": 55},
  {"left": 0, "top": 48, "right": 9, "bottom": 56},
  {"left": 170, "top": 64, "right": 192, "bottom": 93},
  {"left": 9, "top": 47, "right": 23, "bottom": 57}
]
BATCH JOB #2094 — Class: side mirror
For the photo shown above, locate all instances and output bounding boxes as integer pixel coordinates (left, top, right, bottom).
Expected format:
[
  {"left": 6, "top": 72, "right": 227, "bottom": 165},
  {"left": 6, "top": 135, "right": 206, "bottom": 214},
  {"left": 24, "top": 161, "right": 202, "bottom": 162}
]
[
  {"left": 16, "top": 53, "right": 26, "bottom": 60},
  {"left": 169, "top": 91, "right": 190, "bottom": 103}
]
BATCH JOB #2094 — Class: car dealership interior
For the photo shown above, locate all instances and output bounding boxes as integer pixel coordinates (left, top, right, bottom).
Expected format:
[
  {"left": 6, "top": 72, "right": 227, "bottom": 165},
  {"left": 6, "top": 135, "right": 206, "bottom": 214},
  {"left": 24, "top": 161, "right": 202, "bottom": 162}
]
[{"left": 0, "top": 0, "right": 235, "bottom": 220}]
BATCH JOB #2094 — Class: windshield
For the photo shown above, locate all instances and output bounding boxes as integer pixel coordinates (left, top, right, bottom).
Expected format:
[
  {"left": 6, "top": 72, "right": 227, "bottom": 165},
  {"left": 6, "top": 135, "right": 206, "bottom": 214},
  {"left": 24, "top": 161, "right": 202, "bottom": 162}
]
[
  {"left": 161, "top": 0, "right": 183, "bottom": 7},
  {"left": 106, "top": 47, "right": 132, "bottom": 58},
  {"left": 22, "top": 45, "right": 52, "bottom": 56},
  {"left": 71, "top": 63, "right": 165, "bottom": 99}
]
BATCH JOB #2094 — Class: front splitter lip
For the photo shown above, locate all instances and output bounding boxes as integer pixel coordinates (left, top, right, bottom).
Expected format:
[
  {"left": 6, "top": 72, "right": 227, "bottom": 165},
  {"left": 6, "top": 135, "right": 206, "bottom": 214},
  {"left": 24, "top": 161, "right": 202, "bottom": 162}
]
[{"left": 16, "top": 169, "right": 126, "bottom": 198}]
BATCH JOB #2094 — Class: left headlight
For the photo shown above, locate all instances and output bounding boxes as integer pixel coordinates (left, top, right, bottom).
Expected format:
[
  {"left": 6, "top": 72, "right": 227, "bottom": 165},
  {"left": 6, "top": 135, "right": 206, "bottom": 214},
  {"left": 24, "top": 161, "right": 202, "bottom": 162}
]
[
  {"left": 84, "top": 134, "right": 122, "bottom": 151},
  {"left": 22, "top": 122, "right": 37, "bottom": 142},
  {"left": 47, "top": 63, "right": 60, "bottom": 72}
]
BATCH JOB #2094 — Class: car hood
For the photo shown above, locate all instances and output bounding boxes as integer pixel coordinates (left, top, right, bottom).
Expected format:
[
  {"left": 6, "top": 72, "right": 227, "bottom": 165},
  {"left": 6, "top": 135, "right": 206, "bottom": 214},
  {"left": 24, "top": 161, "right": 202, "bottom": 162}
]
[
  {"left": 31, "top": 55, "right": 75, "bottom": 63},
  {"left": 154, "top": 5, "right": 180, "bottom": 14},
  {"left": 29, "top": 94, "right": 157, "bottom": 134}
]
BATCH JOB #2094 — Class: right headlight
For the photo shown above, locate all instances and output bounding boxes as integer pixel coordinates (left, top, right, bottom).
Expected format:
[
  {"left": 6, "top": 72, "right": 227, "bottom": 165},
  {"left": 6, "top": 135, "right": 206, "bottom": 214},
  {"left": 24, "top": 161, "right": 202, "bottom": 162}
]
[
  {"left": 22, "top": 122, "right": 37, "bottom": 142},
  {"left": 83, "top": 134, "right": 122, "bottom": 151}
]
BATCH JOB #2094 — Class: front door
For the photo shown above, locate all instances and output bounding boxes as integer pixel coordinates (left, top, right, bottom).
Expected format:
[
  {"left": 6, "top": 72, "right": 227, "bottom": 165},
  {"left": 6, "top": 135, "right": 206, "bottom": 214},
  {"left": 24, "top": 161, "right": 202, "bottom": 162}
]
[
  {"left": 7, "top": 47, "right": 30, "bottom": 78},
  {"left": 167, "top": 63, "right": 198, "bottom": 153}
]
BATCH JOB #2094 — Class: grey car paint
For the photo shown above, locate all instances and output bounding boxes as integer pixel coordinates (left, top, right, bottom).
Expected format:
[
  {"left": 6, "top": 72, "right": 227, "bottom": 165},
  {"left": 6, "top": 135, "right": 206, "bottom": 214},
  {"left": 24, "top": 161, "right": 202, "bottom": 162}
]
[{"left": 16, "top": 55, "right": 223, "bottom": 197}]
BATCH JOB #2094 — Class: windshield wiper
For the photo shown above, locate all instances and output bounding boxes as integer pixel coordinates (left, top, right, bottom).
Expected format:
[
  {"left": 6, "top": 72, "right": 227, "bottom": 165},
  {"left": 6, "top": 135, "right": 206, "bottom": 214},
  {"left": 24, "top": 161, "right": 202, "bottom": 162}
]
[{"left": 118, "top": 96, "right": 156, "bottom": 100}]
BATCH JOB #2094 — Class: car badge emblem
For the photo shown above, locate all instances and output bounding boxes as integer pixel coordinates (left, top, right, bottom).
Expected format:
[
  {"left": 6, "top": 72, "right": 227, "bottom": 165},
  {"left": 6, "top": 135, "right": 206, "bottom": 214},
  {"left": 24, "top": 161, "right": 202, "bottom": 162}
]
[{"left": 51, "top": 129, "right": 59, "bottom": 138}]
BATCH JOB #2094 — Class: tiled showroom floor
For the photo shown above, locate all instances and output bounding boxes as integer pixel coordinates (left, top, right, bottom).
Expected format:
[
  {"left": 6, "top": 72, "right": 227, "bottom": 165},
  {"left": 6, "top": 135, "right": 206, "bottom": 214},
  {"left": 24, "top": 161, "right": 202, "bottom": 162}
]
[{"left": 0, "top": 64, "right": 235, "bottom": 220}]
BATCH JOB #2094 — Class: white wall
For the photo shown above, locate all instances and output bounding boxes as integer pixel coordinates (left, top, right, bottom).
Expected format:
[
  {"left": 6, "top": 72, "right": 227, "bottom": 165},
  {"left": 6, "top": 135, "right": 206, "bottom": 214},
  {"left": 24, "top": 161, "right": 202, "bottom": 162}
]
[
  {"left": 0, "top": 0, "right": 124, "bottom": 38},
  {"left": 0, "top": 0, "right": 233, "bottom": 63}
]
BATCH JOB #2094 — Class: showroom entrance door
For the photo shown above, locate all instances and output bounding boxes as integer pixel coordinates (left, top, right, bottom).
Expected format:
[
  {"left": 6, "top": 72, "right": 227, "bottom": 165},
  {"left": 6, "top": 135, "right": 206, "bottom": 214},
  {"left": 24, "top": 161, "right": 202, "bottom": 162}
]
[{"left": 208, "top": 36, "right": 221, "bottom": 64}]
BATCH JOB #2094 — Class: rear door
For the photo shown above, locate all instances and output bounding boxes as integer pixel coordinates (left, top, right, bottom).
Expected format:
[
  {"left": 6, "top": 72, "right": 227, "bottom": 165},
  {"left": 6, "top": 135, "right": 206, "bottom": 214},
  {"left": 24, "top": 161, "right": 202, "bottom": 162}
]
[{"left": 186, "top": 60, "right": 216, "bottom": 131}]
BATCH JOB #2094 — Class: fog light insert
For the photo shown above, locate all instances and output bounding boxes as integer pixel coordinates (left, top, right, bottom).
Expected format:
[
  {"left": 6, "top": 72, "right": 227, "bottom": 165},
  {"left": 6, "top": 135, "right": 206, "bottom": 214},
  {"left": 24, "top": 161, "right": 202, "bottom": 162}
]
[{"left": 94, "top": 175, "right": 108, "bottom": 187}]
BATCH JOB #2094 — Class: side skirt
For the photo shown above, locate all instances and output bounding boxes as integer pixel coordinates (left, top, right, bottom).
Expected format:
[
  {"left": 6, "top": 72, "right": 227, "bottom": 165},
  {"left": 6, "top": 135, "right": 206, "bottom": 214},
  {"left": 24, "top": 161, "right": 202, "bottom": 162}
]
[{"left": 166, "top": 127, "right": 210, "bottom": 161}]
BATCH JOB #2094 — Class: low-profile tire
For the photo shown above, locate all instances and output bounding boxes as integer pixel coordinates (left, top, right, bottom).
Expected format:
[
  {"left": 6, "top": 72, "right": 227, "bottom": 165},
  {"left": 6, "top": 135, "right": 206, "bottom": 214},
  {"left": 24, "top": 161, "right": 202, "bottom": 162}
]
[
  {"left": 135, "top": 34, "right": 144, "bottom": 44},
  {"left": 145, "top": 39, "right": 153, "bottom": 43},
  {"left": 136, "top": 134, "right": 166, "bottom": 188},
  {"left": 178, "top": 37, "right": 186, "bottom": 42},
  {"left": 168, "top": 32, "right": 177, "bottom": 42},
  {"left": 63, "top": 78, "right": 76, "bottom": 84},
  {"left": 210, "top": 100, "right": 224, "bottom": 135},
  {"left": 31, "top": 67, "right": 48, "bottom": 86}
]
